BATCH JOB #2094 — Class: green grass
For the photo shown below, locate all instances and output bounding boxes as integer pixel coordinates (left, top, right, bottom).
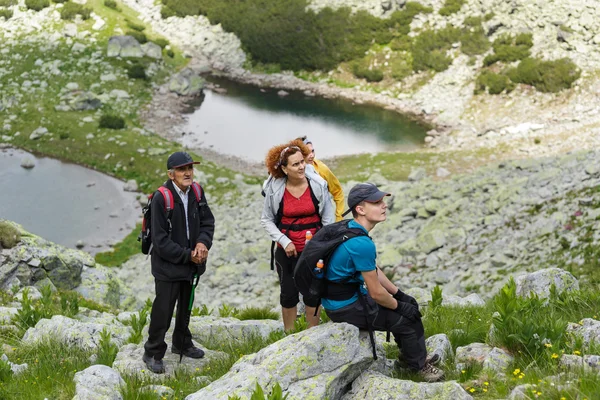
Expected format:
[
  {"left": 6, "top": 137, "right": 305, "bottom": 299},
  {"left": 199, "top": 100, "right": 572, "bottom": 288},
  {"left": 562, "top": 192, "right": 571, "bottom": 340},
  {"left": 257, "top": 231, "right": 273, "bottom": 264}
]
[
  {"left": 0, "top": 339, "right": 92, "bottom": 400},
  {"left": 95, "top": 223, "right": 142, "bottom": 266},
  {"left": 234, "top": 306, "right": 279, "bottom": 321}
]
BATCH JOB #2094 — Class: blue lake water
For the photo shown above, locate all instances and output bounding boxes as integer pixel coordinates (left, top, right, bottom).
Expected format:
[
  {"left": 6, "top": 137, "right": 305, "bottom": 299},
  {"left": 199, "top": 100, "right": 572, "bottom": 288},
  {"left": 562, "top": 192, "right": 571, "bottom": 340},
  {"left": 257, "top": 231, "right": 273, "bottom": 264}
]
[
  {"left": 181, "top": 78, "right": 428, "bottom": 162},
  {"left": 0, "top": 147, "right": 139, "bottom": 254}
]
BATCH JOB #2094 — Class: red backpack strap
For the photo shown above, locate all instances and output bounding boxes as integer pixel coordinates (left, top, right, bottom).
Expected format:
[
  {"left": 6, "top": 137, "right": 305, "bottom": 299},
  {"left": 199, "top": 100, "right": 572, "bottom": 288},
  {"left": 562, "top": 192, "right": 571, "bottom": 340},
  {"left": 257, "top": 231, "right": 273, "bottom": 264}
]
[
  {"left": 191, "top": 182, "right": 203, "bottom": 203},
  {"left": 157, "top": 186, "right": 174, "bottom": 212}
]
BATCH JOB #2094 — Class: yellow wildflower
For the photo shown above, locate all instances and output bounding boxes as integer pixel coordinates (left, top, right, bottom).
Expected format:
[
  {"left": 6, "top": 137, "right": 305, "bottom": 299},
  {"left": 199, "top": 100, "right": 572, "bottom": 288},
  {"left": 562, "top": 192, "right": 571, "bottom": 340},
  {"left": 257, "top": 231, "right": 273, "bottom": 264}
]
[
  {"left": 513, "top": 368, "right": 521, "bottom": 375},
  {"left": 544, "top": 343, "right": 552, "bottom": 348},
  {"left": 484, "top": 382, "right": 489, "bottom": 386},
  {"left": 552, "top": 353, "right": 559, "bottom": 359},
  {"left": 483, "top": 388, "right": 488, "bottom": 393},
  {"left": 469, "top": 388, "right": 476, "bottom": 393},
  {"left": 461, "top": 370, "right": 466, "bottom": 374},
  {"left": 574, "top": 350, "right": 581, "bottom": 355}
]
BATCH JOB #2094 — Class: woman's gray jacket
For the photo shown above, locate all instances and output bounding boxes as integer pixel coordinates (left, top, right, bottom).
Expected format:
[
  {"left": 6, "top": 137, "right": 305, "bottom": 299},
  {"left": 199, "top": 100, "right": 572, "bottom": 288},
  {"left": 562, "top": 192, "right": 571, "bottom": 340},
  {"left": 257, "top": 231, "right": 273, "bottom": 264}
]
[{"left": 261, "top": 167, "right": 335, "bottom": 250}]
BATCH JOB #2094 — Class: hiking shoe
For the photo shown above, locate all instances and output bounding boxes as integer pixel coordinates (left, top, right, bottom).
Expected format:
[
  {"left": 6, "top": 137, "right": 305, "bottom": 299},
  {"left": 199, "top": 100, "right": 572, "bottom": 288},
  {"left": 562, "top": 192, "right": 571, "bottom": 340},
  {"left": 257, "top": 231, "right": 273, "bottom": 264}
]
[
  {"left": 171, "top": 345, "right": 205, "bottom": 359},
  {"left": 426, "top": 353, "right": 441, "bottom": 366},
  {"left": 419, "top": 362, "right": 445, "bottom": 382},
  {"left": 142, "top": 353, "right": 165, "bottom": 374}
]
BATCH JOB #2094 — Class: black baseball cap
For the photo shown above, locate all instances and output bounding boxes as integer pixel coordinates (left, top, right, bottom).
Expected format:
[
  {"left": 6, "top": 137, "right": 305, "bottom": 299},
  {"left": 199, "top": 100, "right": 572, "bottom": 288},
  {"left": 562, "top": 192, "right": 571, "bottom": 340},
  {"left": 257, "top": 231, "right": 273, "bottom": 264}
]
[
  {"left": 342, "top": 183, "right": 390, "bottom": 217},
  {"left": 167, "top": 151, "right": 200, "bottom": 169}
]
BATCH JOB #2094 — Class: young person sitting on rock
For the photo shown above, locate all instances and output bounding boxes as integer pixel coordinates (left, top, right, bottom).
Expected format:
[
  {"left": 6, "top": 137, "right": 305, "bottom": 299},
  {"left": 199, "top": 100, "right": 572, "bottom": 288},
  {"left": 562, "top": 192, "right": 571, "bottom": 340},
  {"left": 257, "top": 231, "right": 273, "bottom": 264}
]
[
  {"left": 322, "top": 183, "right": 444, "bottom": 382},
  {"left": 261, "top": 140, "right": 335, "bottom": 331},
  {"left": 143, "top": 151, "right": 215, "bottom": 374},
  {"left": 298, "top": 136, "right": 345, "bottom": 222}
]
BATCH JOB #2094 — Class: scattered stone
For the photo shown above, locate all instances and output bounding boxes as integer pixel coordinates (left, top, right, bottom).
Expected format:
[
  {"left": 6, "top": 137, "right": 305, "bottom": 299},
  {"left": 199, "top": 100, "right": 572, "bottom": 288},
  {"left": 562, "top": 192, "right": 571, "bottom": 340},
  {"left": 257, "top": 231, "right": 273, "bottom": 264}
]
[{"left": 20, "top": 158, "right": 35, "bottom": 169}]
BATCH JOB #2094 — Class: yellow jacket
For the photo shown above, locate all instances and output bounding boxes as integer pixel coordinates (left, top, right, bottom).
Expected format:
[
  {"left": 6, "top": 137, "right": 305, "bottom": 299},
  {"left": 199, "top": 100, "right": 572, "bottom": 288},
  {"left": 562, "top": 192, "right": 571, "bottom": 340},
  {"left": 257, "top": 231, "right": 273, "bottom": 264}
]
[{"left": 312, "top": 158, "right": 344, "bottom": 221}]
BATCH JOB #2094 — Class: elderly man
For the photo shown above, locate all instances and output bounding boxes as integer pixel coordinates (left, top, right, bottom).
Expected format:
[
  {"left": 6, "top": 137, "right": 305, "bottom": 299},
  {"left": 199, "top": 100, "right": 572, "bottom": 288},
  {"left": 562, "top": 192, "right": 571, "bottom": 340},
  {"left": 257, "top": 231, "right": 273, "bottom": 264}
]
[{"left": 143, "top": 151, "right": 215, "bottom": 374}]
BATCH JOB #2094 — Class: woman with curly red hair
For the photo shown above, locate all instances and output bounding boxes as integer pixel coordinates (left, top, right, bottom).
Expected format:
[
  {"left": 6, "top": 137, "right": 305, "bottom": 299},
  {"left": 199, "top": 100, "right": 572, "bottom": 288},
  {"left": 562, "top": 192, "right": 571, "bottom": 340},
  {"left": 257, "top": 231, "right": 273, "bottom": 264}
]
[{"left": 261, "top": 139, "right": 335, "bottom": 331}]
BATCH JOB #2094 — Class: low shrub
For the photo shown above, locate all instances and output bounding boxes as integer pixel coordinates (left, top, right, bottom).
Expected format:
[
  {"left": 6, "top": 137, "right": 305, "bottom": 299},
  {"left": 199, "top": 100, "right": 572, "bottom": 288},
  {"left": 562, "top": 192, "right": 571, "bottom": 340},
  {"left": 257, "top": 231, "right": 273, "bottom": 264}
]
[
  {"left": 53, "top": 0, "right": 68, "bottom": 4},
  {"left": 127, "top": 64, "right": 146, "bottom": 79},
  {"left": 460, "top": 24, "right": 490, "bottom": 56},
  {"left": 60, "top": 2, "right": 91, "bottom": 20},
  {"left": 99, "top": 114, "right": 126, "bottom": 130},
  {"left": 484, "top": 33, "right": 533, "bottom": 66},
  {"left": 390, "top": 57, "right": 412, "bottom": 80},
  {"left": 126, "top": 30, "right": 147, "bottom": 44},
  {"left": 126, "top": 20, "right": 145, "bottom": 32},
  {"left": 390, "top": 35, "right": 412, "bottom": 52},
  {"left": 475, "top": 70, "right": 515, "bottom": 94},
  {"left": 0, "top": 8, "right": 12, "bottom": 19},
  {"left": 412, "top": 27, "right": 460, "bottom": 72},
  {"left": 166, "top": 49, "right": 175, "bottom": 58},
  {"left": 351, "top": 61, "right": 384, "bottom": 82},
  {"left": 439, "top": 0, "right": 466, "bottom": 16},
  {"left": 103, "top": 0, "right": 117, "bottom": 9},
  {"left": 24, "top": 0, "right": 49, "bottom": 11},
  {"left": 0, "top": 221, "right": 20, "bottom": 249},
  {"left": 0, "top": 0, "right": 16, "bottom": 6},
  {"left": 160, "top": 5, "right": 176, "bottom": 19},
  {"left": 152, "top": 38, "right": 169, "bottom": 49},
  {"left": 507, "top": 57, "right": 581, "bottom": 93}
]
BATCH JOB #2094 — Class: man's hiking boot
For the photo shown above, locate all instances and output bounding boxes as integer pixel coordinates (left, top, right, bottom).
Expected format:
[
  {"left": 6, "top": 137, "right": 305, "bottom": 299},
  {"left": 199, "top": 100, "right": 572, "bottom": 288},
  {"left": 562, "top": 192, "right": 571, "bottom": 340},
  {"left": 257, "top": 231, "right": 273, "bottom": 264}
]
[
  {"left": 419, "top": 361, "right": 445, "bottom": 382},
  {"left": 394, "top": 353, "right": 440, "bottom": 370},
  {"left": 142, "top": 353, "right": 165, "bottom": 374},
  {"left": 171, "top": 345, "right": 205, "bottom": 359}
]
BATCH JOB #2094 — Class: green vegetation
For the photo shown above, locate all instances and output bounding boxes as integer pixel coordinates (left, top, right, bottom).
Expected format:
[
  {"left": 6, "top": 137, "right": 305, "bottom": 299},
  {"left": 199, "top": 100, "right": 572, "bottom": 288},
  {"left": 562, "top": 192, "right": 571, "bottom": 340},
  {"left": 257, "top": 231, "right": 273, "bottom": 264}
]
[
  {"left": 24, "top": 0, "right": 49, "bottom": 11},
  {"left": 0, "top": 8, "right": 13, "bottom": 19},
  {"left": 152, "top": 37, "right": 169, "bottom": 49},
  {"left": 439, "top": 0, "right": 465, "bottom": 16},
  {"left": 235, "top": 306, "right": 279, "bottom": 321},
  {"left": 103, "top": 0, "right": 117, "bottom": 9},
  {"left": 475, "top": 70, "right": 515, "bottom": 95},
  {"left": 0, "top": 221, "right": 21, "bottom": 249},
  {"left": 160, "top": 0, "right": 431, "bottom": 71},
  {"left": 127, "top": 63, "right": 147, "bottom": 79},
  {"left": 351, "top": 60, "right": 384, "bottom": 82},
  {"left": 98, "top": 114, "right": 126, "bottom": 129},
  {"left": 126, "top": 20, "right": 145, "bottom": 31},
  {"left": 60, "top": 1, "right": 92, "bottom": 20},
  {"left": 95, "top": 223, "right": 141, "bottom": 266},
  {"left": 412, "top": 27, "right": 459, "bottom": 72},
  {"left": 229, "top": 382, "right": 288, "bottom": 400},
  {"left": 0, "top": 0, "right": 16, "bottom": 6},
  {"left": 507, "top": 57, "right": 581, "bottom": 93},
  {"left": 483, "top": 33, "right": 533, "bottom": 66},
  {"left": 126, "top": 29, "right": 147, "bottom": 43},
  {"left": 459, "top": 19, "right": 490, "bottom": 56},
  {"left": 97, "top": 327, "right": 119, "bottom": 366}
]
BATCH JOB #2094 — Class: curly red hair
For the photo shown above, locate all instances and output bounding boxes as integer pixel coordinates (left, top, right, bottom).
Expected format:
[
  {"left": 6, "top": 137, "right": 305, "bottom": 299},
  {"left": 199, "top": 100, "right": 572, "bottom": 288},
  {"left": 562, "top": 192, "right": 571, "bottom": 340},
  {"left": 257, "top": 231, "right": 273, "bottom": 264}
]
[{"left": 265, "top": 139, "right": 310, "bottom": 179}]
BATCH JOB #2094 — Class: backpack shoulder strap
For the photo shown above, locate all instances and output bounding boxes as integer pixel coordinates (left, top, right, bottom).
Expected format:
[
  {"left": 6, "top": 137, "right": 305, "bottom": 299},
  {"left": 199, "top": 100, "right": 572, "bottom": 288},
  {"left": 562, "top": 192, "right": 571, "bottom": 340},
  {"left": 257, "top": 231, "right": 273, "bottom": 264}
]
[
  {"left": 191, "top": 182, "right": 203, "bottom": 203},
  {"left": 157, "top": 186, "right": 174, "bottom": 212},
  {"left": 306, "top": 177, "right": 320, "bottom": 217}
]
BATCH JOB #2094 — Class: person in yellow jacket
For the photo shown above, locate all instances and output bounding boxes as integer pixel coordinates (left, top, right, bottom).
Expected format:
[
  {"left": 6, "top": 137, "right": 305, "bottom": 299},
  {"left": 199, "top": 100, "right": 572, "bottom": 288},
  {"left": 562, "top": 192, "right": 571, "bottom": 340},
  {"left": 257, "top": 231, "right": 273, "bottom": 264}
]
[{"left": 299, "top": 136, "right": 345, "bottom": 221}]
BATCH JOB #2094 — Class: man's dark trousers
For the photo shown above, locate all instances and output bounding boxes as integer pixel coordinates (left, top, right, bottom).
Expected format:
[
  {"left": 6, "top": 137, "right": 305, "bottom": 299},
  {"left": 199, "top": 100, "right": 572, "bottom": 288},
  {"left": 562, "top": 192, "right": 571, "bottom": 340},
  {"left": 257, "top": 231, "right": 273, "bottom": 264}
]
[
  {"left": 144, "top": 279, "right": 194, "bottom": 360},
  {"left": 325, "top": 294, "right": 427, "bottom": 370}
]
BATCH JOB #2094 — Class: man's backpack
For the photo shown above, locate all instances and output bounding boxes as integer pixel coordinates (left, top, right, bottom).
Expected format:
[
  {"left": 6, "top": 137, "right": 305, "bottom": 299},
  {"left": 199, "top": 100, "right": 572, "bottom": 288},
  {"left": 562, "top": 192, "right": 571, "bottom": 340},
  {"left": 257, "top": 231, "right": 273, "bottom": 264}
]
[
  {"left": 139, "top": 182, "right": 203, "bottom": 255},
  {"left": 293, "top": 219, "right": 369, "bottom": 303}
]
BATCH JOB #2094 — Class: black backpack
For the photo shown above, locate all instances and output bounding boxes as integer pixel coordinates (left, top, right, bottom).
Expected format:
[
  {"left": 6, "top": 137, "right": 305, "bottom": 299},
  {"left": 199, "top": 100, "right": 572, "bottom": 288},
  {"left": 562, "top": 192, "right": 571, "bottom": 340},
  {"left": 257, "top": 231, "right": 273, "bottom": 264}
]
[
  {"left": 139, "top": 182, "right": 203, "bottom": 255},
  {"left": 293, "top": 219, "right": 369, "bottom": 304},
  {"left": 294, "top": 219, "right": 380, "bottom": 359}
]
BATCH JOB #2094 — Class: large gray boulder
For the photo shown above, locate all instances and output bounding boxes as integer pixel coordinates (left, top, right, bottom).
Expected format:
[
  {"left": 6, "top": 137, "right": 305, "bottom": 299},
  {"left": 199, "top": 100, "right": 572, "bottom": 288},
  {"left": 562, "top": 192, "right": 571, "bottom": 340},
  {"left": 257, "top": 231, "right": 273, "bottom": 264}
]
[
  {"left": 188, "top": 316, "right": 283, "bottom": 344},
  {"left": 1, "top": 226, "right": 93, "bottom": 291},
  {"left": 21, "top": 315, "right": 130, "bottom": 351},
  {"left": 566, "top": 318, "right": 600, "bottom": 347},
  {"left": 141, "top": 42, "right": 162, "bottom": 59},
  {"left": 107, "top": 36, "right": 143, "bottom": 58},
  {"left": 341, "top": 370, "right": 473, "bottom": 400},
  {"left": 186, "top": 323, "right": 381, "bottom": 400},
  {"left": 515, "top": 268, "right": 579, "bottom": 299},
  {"left": 169, "top": 68, "right": 205, "bottom": 96},
  {"left": 73, "top": 365, "right": 124, "bottom": 400},
  {"left": 113, "top": 343, "right": 227, "bottom": 381}
]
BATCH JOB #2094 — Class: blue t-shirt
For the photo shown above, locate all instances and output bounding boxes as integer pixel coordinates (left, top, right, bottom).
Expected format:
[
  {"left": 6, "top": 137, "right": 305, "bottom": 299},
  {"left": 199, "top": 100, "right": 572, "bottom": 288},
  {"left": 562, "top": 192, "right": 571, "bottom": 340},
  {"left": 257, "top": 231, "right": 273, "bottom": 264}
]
[{"left": 321, "top": 220, "right": 376, "bottom": 311}]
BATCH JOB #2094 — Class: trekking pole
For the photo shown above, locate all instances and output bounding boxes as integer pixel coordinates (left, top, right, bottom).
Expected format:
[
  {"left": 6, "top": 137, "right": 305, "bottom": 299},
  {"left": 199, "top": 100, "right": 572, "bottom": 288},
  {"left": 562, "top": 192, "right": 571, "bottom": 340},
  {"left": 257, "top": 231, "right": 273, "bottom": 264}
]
[{"left": 179, "top": 264, "right": 202, "bottom": 363}]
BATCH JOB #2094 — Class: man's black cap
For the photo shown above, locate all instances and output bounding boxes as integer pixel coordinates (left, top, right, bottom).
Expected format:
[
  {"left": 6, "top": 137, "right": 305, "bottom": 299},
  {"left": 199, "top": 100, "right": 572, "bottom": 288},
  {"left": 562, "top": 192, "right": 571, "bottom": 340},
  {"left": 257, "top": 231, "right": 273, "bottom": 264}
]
[
  {"left": 167, "top": 151, "right": 200, "bottom": 170},
  {"left": 342, "top": 183, "right": 390, "bottom": 217}
]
